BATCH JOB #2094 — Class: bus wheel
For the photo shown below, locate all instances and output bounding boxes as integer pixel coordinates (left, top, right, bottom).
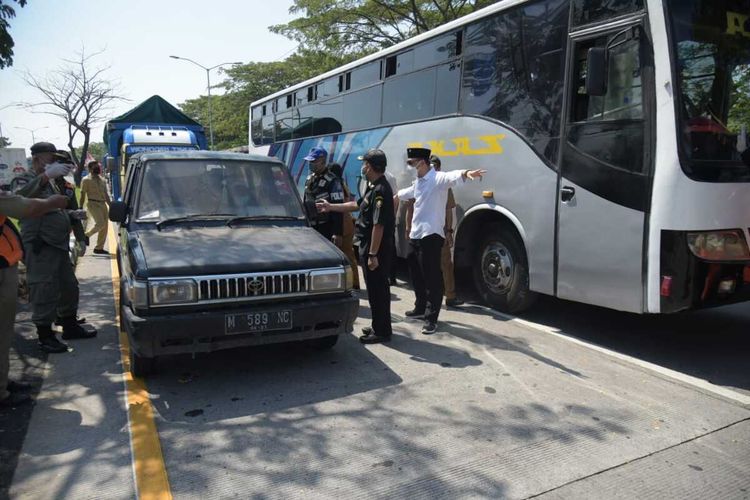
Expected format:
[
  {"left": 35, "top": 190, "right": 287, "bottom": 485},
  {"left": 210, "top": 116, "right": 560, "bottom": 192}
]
[{"left": 473, "top": 223, "right": 536, "bottom": 314}]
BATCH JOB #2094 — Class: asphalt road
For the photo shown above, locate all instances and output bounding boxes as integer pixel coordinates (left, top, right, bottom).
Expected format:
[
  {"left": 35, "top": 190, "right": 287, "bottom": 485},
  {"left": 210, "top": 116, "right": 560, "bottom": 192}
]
[{"left": 4, "top": 253, "right": 750, "bottom": 499}]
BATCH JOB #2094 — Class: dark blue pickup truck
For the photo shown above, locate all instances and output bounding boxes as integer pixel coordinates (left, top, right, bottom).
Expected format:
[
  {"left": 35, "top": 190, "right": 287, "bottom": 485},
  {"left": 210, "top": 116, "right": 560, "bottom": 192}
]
[{"left": 109, "top": 151, "right": 358, "bottom": 376}]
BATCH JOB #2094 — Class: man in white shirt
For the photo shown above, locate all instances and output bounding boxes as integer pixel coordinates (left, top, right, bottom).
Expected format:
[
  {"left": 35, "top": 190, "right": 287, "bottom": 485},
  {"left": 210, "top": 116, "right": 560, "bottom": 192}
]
[{"left": 394, "top": 147, "right": 485, "bottom": 334}]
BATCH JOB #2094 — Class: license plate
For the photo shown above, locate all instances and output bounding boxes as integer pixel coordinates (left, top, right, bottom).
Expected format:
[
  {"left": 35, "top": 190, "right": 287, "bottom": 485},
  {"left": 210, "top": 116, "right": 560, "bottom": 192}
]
[{"left": 225, "top": 310, "right": 292, "bottom": 335}]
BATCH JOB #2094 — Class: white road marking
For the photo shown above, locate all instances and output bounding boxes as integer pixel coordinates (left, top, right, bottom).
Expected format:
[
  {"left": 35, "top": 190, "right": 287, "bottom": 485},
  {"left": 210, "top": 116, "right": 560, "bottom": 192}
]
[{"left": 464, "top": 304, "right": 750, "bottom": 407}]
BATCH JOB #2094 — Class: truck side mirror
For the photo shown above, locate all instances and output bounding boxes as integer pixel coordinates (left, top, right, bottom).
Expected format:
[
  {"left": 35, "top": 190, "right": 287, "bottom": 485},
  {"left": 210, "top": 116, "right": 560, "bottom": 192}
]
[
  {"left": 586, "top": 47, "right": 608, "bottom": 97},
  {"left": 109, "top": 201, "right": 128, "bottom": 223}
]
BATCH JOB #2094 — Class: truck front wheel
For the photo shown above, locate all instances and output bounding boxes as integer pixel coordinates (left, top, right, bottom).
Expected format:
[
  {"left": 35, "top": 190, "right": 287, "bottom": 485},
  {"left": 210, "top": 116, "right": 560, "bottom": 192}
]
[
  {"left": 310, "top": 335, "right": 338, "bottom": 350},
  {"left": 473, "top": 223, "right": 536, "bottom": 314},
  {"left": 129, "top": 349, "right": 156, "bottom": 378}
]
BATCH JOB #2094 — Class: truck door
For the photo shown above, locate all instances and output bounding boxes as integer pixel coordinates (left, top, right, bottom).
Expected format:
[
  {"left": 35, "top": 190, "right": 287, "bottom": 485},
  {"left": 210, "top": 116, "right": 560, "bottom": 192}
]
[{"left": 556, "top": 22, "right": 653, "bottom": 312}]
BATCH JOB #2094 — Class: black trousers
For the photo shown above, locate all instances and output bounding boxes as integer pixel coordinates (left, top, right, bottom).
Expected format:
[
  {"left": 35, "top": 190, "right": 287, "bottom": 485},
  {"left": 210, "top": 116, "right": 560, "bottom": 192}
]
[
  {"left": 360, "top": 244, "right": 392, "bottom": 338},
  {"left": 409, "top": 234, "right": 445, "bottom": 323}
]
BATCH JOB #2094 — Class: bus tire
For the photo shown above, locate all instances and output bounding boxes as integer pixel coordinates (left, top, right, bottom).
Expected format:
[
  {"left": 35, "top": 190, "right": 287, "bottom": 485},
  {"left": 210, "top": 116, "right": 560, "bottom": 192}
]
[{"left": 473, "top": 223, "right": 536, "bottom": 314}]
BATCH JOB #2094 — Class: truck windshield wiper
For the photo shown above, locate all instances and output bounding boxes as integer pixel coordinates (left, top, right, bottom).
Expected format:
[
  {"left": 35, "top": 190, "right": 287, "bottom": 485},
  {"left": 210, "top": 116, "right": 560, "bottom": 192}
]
[
  {"left": 226, "top": 215, "right": 304, "bottom": 227},
  {"left": 155, "top": 213, "right": 236, "bottom": 230}
]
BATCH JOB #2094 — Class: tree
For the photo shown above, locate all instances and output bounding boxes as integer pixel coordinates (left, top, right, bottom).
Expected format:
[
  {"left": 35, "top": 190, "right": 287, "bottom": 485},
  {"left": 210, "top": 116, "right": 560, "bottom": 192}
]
[
  {"left": 82, "top": 141, "right": 106, "bottom": 162},
  {"left": 0, "top": 0, "right": 26, "bottom": 70},
  {"left": 22, "top": 48, "right": 125, "bottom": 185},
  {"left": 270, "top": 0, "right": 497, "bottom": 56},
  {"left": 0, "top": 136, "right": 10, "bottom": 147}
]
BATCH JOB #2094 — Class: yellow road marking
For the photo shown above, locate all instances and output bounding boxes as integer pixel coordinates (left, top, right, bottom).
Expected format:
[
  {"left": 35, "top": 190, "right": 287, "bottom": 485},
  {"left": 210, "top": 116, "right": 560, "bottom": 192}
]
[{"left": 107, "top": 223, "right": 173, "bottom": 500}]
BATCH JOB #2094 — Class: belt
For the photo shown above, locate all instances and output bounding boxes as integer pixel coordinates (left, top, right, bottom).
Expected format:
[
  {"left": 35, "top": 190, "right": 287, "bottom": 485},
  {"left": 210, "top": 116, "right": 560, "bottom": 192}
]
[{"left": 88, "top": 199, "right": 105, "bottom": 203}]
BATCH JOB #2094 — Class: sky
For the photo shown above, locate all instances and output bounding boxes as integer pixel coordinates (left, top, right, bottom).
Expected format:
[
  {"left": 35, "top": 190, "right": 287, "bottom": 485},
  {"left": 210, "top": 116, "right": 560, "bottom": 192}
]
[{"left": 0, "top": 0, "right": 298, "bottom": 154}]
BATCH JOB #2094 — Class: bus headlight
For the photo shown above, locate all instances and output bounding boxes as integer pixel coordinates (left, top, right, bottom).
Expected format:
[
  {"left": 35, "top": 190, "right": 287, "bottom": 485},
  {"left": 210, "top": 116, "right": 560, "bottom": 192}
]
[
  {"left": 149, "top": 280, "right": 198, "bottom": 305},
  {"left": 686, "top": 230, "right": 750, "bottom": 262},
  {"left": 309, "top": 269, "right": 345, "bottom": 292}
]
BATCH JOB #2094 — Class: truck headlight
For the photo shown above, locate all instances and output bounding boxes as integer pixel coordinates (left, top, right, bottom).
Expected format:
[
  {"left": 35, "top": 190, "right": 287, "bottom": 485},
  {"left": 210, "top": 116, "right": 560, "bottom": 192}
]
[
  {"left": 309, "top": 269, "right": 345, "bottom": 292},
  {"left": 149, "top": 279, "right": 198, "bottom": 305},
  {"left": 125, "top": 277, "right": 148, "bottom": 309},
  {"left": 687, "top": 230, "right": 750, "bottom": 262},
  {"left": 344, "top": 265, "right": 354, "bottom": 290}
]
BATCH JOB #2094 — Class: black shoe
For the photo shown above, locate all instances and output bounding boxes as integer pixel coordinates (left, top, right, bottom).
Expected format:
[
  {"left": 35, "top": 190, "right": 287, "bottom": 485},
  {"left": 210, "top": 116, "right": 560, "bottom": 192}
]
[
  {"left": 360, "top": 326, "right": 373, "bottom": 337},
  {"left": 61, "top": 322, "right": 97, "bottom": 340},
  {"left": 55, "top": 316, "right": 86, "bottom": 326},
  {"left": 405, "top": 309, "right": 425, "bottom": 319},
  {"left": 38, "top": 334, "right": 69, "bottom": 353},
  {"left": 93, "top": 248, "right": 109, "bottom": 255},
  {"left": 360, "top": 333, "right": 391, "bottom": 344},
  {"left": 6, "top": 380, "right": 32, "bottom": 392},
  {"left": 389, "top": 278, "right": 397, "bottom": 286},
  {"left": 421, "top": 321, "right": 437, "bottom": 335},
  {"left": 0, "top": 391, "right": 32, "bottom": 408},
  {"left": 446, "top": 298, "right": 464, "bottom": 307}
]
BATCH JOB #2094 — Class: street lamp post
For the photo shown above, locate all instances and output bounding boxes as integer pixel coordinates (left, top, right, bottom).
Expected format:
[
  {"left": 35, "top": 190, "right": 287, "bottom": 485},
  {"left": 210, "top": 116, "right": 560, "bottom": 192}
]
[
  {"left": 15, "top": 126, "right": 49, "bottom": 144},
  {"left": 169, "top": 56, "right": 242, "bottom": 150}
]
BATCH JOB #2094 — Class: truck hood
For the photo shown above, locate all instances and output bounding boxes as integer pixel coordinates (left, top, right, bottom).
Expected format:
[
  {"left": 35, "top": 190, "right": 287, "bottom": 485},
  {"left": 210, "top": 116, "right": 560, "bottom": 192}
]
[{"left": 135, "top": 225, "right": 346, "bottom": 277}]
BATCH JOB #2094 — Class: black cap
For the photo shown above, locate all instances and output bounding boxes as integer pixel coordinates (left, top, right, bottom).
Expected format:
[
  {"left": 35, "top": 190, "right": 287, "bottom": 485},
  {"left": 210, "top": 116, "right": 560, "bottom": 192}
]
[
  {"left": 358, "top": 148, "right": 387, "bottom": 169},
  {"left": 56, "top": 150, "right": 74, "bottom": 164},
  {"left": 30, "top": 142, "right": 59, "bottom": 155},
  {"left": 407, "top": 147, "right": 431, "bottom": 160}
]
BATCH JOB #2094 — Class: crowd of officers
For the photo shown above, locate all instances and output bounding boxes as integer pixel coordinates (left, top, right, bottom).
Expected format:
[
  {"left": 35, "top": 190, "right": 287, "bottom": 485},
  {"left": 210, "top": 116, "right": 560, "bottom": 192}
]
[
  {"left": 1, "top": 141, "right": 110, "bottom": 408},
  {"left": 1, "top": 139, "right": 483, "bottom": 406},
  {"left": 310, "top": 146, "right": 485, "bottom": 344}
]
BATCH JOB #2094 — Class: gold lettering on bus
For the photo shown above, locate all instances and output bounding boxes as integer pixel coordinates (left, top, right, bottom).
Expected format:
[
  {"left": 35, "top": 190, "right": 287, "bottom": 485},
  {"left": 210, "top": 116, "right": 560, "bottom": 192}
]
[
  {"left": 726, "top": 12, "right": 750, "bottom": 38},
  {"left": 407, "top": 134, "right": 506, "bottom": 157}
]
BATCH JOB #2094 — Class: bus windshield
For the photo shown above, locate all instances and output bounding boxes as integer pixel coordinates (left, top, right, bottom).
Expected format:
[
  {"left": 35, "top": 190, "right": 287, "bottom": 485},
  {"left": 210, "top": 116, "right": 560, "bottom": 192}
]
[{"left": 668, "top": 0, "right": 750, "bottom": 181}]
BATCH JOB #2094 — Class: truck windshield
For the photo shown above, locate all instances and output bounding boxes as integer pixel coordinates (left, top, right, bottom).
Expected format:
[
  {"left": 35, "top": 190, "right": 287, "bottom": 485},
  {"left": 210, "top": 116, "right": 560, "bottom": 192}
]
[
  {"left": 136, "top": 160, "right": 304, "bottom": 221},
  {"left": 668, "top": 0, "right": 750, "bottom": 182}
]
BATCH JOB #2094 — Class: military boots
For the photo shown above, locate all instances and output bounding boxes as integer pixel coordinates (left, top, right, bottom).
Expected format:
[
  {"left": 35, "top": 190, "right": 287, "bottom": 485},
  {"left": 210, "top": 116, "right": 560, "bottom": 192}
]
[
  {"left": 58, "top": 316, "right": 97, "bottom": 340},
  {"left": 37, "top": 325, "right": 69, "bottom": 353}
]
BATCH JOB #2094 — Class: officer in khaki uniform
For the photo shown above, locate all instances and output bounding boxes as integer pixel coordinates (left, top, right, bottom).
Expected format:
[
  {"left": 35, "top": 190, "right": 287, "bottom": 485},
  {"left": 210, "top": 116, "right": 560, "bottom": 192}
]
[
  {"left": 79, "top": 161, "right": 111, "bottom": 254},
  {"left": 431, "top": 155, "right": 463, "bottom": 307},
  {"left": 329, "top": 163, "right": 360, "bottom": 289},
  {"left": 1, "top": 190, "right": 68, "bottom": 407},
  {"left": 15, "top": 142, "right": 96, "bottom": 353}
]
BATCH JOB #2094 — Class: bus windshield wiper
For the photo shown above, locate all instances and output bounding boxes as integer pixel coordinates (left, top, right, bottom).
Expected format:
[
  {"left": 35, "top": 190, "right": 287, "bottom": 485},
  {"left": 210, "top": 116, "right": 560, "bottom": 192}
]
[
  {"left": 155, "top": 213, "right": 236, "bottom": 230},
  {"left": 226, "top": 215, "right": 304, "bottom": 226}
]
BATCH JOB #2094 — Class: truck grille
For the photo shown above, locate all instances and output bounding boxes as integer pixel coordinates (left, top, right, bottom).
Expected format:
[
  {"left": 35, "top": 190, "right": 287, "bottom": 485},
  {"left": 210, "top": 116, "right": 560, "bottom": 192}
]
[{"left": 197, "top": 272, "right": 307, "bottom": 302}]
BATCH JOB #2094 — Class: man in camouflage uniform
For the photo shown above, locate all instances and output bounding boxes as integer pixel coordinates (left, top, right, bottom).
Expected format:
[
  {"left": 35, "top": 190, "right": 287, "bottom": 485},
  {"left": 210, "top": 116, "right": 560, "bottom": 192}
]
[
  {"left": 302, "top": 147, "right": 344, "bottom": 245},
  {"left": 15, "top": 142, "right": 96, "bottom": 353}
]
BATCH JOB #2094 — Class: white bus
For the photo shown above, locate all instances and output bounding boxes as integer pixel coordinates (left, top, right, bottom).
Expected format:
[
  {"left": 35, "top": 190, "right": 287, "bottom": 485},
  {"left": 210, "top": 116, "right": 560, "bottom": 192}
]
[{"left": 250, "top": 0, "right": 750, "bottom": 314}]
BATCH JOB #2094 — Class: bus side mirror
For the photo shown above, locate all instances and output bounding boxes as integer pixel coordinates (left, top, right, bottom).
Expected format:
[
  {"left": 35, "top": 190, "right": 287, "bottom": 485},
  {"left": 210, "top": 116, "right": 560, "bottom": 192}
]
[
  {"left": 109, "top": 201, "right": 128, "bottom": 223},
  {"left": 586, "top": 47, "right": 608, "bottom": 96}
]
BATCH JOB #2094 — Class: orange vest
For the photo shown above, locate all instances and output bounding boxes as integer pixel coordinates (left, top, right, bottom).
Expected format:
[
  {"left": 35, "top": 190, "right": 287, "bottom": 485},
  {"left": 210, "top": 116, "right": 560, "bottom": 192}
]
[{"left": 0, "top": 215, "right": 24, "bottom": 268}]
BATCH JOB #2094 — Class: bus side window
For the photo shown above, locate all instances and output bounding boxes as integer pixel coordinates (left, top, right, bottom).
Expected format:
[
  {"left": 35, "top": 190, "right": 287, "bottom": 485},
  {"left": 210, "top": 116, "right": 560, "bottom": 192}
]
[{"left": 568, "top": 30, "right": 646, "bottom": 174}]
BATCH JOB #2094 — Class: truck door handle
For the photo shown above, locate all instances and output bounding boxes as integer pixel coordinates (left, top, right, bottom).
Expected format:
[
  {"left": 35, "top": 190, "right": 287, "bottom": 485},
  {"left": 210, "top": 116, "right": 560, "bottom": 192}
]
[{"left": 561, "top": 186, "right": 576, "bottom": 203}]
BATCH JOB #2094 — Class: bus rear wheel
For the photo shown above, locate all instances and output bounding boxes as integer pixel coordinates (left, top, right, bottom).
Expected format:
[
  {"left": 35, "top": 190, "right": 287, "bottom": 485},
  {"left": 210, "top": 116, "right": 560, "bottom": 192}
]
[{"left": 473, "top": 223, "right": 536, "bottom": 314}]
